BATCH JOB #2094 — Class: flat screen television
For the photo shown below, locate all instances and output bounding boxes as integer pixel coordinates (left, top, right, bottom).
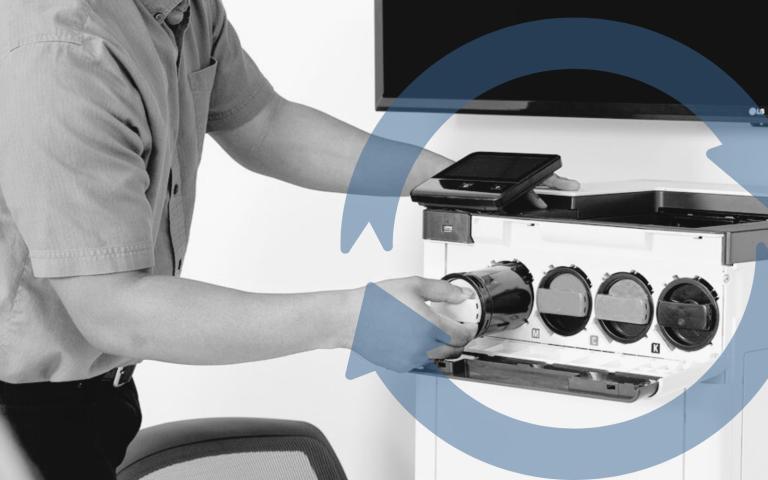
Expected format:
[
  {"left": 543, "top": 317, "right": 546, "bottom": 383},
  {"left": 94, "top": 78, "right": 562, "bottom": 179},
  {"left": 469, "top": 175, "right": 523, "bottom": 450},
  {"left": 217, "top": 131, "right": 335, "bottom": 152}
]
[{"left": 375, "top": 1, "right": 768, "bottom": 122}]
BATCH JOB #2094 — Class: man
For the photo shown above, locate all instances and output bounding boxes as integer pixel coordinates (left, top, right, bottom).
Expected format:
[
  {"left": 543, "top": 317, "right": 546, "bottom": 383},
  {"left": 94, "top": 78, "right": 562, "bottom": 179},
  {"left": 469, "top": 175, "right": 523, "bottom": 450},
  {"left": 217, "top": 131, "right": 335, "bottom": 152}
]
[{"left": 0, "top": 0, "right": 578, "bottom": 478}]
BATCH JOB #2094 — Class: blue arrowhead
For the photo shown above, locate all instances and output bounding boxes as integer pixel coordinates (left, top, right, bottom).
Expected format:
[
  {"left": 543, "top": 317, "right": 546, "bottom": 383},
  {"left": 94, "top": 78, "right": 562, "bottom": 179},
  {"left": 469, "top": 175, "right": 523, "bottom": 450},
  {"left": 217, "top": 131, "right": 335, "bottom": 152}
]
[
  {"left": 340, "top": 114, "right": 453, "bottom": 253},
  {"left": 340, "top": 195, "right": 399, "bottom": 253},
  {"left": 344, "top": 351, "right": 378, "bottom": 380},
  {"left": 341, "top": 136, "right": 418, "bottom": 253},
  {"left": 346, "top": 283, "right": 451, "bottom": 379},
  {"left": 707, "top": 128, "right": 768, "bottom": 206}
]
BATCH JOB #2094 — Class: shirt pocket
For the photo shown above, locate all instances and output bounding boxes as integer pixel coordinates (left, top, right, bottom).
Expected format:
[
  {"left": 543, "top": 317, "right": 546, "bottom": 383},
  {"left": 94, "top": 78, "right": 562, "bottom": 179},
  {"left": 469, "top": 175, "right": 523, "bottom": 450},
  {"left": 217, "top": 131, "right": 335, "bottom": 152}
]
[{"left": 188, "top": 58, "right": 218, "bottom": 141}]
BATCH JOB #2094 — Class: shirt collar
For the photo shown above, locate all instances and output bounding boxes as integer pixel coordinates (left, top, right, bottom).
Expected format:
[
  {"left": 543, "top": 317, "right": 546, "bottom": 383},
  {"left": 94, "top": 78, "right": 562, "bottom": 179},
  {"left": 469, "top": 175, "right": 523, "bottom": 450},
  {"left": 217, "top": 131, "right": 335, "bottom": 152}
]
[{"left": 139, "top": 0, "right": 186, "bottom": 21}]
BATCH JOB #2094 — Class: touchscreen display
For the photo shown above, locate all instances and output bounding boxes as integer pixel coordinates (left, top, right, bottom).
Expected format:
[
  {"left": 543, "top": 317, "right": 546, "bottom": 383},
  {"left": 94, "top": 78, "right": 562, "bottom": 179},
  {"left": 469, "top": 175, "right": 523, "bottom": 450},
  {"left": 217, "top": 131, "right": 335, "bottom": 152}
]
[{"left": 439, "top": 154, "right": 551, "bottom": 182}]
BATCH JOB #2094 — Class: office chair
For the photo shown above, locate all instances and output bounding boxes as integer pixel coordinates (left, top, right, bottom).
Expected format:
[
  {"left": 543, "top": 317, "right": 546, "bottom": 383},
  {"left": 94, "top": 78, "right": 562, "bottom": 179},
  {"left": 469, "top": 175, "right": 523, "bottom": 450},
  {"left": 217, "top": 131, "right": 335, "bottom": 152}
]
[{"left": 117, "top": 418, "right": 348, "bottom": 480}]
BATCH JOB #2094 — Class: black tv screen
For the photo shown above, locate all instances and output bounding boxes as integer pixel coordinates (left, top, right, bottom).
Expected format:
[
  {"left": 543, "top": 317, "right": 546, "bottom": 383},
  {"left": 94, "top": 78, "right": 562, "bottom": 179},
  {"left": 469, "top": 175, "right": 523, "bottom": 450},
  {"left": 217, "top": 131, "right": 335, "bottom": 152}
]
[{"left": 375, "top": 1, "right": 768, "bottom": 122}]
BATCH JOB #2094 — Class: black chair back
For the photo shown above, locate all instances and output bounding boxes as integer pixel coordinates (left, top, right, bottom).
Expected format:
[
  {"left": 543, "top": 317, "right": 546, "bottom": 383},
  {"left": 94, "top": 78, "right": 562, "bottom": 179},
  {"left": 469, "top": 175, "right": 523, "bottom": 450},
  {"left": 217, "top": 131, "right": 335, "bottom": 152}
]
[{"left": 117, "top": 418, "right": 348, "bottom": 480}]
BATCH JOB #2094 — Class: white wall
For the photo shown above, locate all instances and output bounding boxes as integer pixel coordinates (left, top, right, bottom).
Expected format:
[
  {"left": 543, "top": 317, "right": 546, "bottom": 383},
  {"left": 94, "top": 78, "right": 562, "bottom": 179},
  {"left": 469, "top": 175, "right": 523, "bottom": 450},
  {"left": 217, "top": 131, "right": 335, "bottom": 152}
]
[{"left": 136, "top": 1, "right": 756, "bottom": 479}]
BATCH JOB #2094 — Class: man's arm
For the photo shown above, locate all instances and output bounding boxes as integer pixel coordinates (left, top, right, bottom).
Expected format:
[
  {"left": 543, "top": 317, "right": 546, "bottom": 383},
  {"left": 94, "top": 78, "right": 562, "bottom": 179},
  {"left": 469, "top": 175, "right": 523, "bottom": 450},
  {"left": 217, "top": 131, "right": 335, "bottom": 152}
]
[
  {"left": 2, "top": 35, "right": 476, "bottom": 375},
  {"left": 49, "top": 273, "right": 475, "bottom": 369},
  {"left": 212, "top": 95, "right": 452, "bottom": 196},
  {"left": 212, "top": 95, "right": 580, "bottom": 202}
]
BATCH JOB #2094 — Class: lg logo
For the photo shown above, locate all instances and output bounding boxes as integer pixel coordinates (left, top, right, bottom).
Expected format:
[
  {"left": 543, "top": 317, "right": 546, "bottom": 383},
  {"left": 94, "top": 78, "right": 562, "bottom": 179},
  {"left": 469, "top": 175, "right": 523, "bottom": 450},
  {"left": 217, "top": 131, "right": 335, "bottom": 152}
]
[{"left": 749, "top": 106, "right": 765, "bottom": 116}]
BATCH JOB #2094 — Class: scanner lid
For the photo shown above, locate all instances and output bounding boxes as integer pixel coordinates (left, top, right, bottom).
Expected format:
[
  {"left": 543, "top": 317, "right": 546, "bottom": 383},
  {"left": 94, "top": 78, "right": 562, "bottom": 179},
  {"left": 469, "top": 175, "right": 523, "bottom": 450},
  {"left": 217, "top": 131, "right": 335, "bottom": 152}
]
[{"left": 533, "top": 179, "right": 768, "bottom": 198}]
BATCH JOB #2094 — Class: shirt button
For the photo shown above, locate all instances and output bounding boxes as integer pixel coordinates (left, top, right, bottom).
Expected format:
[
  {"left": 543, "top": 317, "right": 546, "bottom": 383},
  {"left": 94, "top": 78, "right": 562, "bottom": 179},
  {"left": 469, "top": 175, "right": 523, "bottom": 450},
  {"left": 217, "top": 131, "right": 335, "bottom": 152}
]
[{"left": 154, "top": 12, "right": 165, "bottom": 22}]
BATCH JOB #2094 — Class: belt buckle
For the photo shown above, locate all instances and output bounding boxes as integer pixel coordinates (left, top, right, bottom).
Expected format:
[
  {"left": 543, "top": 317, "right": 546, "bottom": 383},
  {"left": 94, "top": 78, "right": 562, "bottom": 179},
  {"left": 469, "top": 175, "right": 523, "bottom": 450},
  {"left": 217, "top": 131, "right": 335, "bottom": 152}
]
[{"left": 112, "top": 367, "right": 131, "bottom": 388}]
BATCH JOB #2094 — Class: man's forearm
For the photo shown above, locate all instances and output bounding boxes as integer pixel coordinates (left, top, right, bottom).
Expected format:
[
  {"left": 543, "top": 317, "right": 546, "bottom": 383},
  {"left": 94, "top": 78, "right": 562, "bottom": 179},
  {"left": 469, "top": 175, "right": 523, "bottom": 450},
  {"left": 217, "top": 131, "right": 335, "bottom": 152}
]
[
  {"left": 52, "top": 273, "right": 363, "bottom": 366},
  {"left": 213, "top": 97, "right": 452, "bottom": 195}
]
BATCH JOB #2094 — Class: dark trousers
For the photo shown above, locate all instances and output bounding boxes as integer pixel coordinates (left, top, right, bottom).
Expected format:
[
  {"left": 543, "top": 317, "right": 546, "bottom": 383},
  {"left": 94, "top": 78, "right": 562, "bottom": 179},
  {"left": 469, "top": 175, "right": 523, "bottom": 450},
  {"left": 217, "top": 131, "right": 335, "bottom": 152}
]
[{"left": 0, "top": 378, "right": 142, "bottom": 480}]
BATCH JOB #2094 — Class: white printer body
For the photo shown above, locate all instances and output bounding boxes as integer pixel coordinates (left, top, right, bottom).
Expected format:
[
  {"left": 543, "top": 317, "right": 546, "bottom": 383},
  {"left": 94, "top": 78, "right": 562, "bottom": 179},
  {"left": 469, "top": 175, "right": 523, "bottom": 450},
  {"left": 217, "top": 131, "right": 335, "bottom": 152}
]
[{"left": 415, "top": 181, "right": 768, "bottom": 480}]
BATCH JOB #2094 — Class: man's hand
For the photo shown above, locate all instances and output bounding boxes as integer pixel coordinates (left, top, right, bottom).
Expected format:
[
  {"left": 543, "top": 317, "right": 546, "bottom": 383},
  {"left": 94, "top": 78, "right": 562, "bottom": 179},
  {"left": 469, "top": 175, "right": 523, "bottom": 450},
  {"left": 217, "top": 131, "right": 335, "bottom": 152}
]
[
  {"left": 349, "top": 277, "right": 477, "bottom": 373},
  {"left": 526, "top": 173, "right": 581, "bottom": 209}
]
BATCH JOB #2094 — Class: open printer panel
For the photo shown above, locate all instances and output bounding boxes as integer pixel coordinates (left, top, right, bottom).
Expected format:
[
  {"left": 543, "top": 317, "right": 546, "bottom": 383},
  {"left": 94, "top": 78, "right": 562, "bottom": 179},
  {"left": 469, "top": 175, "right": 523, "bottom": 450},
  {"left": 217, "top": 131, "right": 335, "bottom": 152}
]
[
  {"left": 432, "top": 352, "right": 661, "bottom": 403},
  {"left": 419, "top": 181, "right": 768, "bottom": 403}
]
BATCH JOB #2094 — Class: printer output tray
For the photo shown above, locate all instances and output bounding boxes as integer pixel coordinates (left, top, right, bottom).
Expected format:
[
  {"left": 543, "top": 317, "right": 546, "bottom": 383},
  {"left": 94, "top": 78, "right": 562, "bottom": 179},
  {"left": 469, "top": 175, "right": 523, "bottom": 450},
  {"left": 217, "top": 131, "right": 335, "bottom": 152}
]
[{"left": 428, "top": 354, "right": 660, "bottom": 403}]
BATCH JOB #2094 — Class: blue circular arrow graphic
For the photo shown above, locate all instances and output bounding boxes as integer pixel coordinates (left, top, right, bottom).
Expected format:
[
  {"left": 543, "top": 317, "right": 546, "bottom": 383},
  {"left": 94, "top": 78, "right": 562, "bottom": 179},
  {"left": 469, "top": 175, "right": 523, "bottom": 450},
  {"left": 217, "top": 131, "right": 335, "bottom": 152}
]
[{"left": 342, "top": 18, "right": 768, "bottom": 478}]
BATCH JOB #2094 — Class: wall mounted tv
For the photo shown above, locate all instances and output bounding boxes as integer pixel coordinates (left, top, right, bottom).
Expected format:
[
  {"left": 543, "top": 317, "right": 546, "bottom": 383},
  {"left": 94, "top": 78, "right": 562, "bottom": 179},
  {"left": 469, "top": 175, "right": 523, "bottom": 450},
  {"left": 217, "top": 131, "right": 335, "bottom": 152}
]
[{"left": 375, "top": 1, "right": 767, "bottom": 122}]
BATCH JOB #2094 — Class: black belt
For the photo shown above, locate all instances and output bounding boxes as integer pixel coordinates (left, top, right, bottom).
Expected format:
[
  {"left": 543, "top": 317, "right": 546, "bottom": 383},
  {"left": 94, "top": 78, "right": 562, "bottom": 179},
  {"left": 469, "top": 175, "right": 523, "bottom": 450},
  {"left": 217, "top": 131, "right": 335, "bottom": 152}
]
[{"left": 0, "top": 365, "right": 136, "bottom": 399}]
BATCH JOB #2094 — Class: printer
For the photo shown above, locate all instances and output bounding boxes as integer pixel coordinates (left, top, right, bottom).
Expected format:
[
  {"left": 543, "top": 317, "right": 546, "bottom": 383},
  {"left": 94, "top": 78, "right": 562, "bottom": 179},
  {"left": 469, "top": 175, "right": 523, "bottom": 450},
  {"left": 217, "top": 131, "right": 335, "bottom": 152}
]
[{"left": 411, "top": 153, "right": 768, "bottom": 479}]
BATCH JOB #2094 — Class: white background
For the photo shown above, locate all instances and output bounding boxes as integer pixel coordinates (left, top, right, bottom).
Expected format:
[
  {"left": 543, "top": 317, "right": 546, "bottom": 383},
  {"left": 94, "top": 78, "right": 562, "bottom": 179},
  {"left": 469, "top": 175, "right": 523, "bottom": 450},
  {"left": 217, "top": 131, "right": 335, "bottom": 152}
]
[{"left": 136, "top": 1, "right": 755, "bottom": 479}]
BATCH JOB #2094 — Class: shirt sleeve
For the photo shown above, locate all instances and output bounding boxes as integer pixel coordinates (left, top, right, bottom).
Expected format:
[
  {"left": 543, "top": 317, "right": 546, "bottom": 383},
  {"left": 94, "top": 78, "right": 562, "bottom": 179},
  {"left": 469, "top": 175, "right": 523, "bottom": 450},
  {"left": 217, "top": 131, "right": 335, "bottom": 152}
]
[
  {"left": 0, "top": 41, "right": 155, "bottom": 278},
  {"left": 205, "top": 0, "right": 277, "bottom": 132}
]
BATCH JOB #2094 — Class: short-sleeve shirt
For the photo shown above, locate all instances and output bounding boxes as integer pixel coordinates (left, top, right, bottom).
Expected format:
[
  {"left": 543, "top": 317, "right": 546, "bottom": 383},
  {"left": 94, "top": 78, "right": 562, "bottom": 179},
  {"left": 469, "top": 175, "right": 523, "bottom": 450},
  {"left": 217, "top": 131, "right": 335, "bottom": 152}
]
[{"left": 0, "top": 0, "right": 276, "bottom": 383}]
